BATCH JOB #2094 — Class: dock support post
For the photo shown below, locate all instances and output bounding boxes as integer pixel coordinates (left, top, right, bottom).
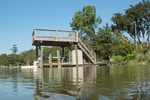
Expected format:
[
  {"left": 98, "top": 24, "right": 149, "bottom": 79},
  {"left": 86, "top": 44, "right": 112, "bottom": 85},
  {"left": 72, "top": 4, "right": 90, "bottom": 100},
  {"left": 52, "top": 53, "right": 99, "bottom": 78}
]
[
  {"left": 62, "top": 46, "right": 64, "bottom": 63},
  {"left": 49, "top": 67, "right": 53, "bottom": 82},
  {"left": 75, "top": 44, "right": 79, "bottom": 84},
  {"left": 69, "top": 46, "right": 71, "bottom": 64},
  {"left": 57, "top": 50, "right": 61, "bottom": 67},
  {"left": 58, "top": 67, "right": 61, "bottom": 82},
  {"left": 36, "top": 45, "right": 38, "bottom": 60},
  {"left": 49, "top": 53, "right": 52, "bottom": 68},
  {"left": 40, "top": 47, "right": 43, "bottom": 67},
  {"left": 75, "top": 44, "right": 78, "bottom": 67}
]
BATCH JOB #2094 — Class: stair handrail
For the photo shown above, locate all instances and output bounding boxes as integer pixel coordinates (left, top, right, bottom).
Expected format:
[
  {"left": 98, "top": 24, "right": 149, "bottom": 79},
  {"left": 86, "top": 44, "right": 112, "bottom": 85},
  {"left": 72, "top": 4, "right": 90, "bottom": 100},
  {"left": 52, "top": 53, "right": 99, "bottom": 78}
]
[
  {"left": 78, "top": 34, "right": 96, "bottom": 63},
  {"left": 78, "top": 35, "right": 95, "bottom": 55}
]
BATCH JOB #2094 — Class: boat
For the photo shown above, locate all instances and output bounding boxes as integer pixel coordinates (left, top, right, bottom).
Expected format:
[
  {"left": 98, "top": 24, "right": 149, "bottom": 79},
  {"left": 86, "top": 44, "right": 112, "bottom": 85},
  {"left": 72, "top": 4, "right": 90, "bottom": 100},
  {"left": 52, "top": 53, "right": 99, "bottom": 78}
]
[
  {"left": 21, "top": 65, "right": 38, "bottom": 69},
  {"left": 21, "top": 60, "right": 39, "bottom": 69}
]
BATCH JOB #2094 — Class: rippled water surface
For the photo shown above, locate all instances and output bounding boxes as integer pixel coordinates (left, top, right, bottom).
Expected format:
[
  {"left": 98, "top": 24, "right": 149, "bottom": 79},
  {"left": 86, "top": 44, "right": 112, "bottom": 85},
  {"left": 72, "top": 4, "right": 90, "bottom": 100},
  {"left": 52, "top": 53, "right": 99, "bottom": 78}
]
[{"left": 0, "top": 65, "right": 150, "bottom": 100}]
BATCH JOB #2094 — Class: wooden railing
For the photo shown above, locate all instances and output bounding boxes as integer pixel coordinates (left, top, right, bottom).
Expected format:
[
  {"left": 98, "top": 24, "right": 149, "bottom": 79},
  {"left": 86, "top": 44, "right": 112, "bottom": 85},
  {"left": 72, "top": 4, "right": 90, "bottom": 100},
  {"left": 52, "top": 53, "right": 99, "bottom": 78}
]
[
  {"left": 32, "top": 29, "right": 78, "bottom": 43},
  {"left": 78, "top": 35, "right": 96, "bottom": 64}
]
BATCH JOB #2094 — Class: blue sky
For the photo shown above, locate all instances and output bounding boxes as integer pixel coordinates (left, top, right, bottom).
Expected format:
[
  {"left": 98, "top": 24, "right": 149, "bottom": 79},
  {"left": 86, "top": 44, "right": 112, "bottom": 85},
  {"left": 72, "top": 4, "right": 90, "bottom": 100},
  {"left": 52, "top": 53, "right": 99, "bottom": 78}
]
[{"left": 0, "top": 0, "right": 142, "bottom": 54}]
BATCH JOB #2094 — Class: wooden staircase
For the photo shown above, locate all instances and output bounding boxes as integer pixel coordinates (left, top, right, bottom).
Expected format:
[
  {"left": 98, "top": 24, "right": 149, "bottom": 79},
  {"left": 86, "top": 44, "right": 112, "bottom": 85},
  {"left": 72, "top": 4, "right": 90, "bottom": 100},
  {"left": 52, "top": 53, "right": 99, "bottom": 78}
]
[{"left": 78, "top": 35, "right": 96, "bottom": 64}]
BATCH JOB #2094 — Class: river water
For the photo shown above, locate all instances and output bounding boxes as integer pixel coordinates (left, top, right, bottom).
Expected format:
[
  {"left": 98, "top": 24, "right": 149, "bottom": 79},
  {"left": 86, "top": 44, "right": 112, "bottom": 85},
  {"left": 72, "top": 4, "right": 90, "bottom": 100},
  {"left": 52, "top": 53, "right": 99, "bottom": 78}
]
[{"left": 0, "top": 65, "right": 150, "bottom": 100}]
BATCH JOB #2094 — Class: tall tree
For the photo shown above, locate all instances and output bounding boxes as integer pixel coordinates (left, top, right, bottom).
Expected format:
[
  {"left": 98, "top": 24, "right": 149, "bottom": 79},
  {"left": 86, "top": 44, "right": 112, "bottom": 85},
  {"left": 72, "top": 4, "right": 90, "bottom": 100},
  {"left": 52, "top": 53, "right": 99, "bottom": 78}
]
[
  {"left": 10, "top": 44, "right": 18, "bottom": 54},
  {"left": 111, "top": 0, "right": 150, "bottom": 51},
  {"left": 70, "top": 6, "right": 102, "bottom": 41},
  {"left": 91, "top": 24, "right": 114, "bottom": 60}
]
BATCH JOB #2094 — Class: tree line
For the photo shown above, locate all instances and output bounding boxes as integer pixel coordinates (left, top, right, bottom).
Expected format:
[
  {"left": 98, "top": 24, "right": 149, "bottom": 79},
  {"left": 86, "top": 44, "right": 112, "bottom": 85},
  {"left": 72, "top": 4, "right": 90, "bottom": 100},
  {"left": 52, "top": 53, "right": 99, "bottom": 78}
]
[{"left": 0, "top": 0, "right": 150, "bottom": 66}]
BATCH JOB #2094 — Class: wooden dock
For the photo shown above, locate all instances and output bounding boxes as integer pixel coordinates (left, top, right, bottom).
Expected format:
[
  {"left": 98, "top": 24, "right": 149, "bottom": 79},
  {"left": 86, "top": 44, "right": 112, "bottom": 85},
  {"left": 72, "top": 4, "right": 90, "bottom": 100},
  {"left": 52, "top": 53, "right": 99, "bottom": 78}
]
[{"left": 32, "top": 29, "right": 97, "bottom": 67}]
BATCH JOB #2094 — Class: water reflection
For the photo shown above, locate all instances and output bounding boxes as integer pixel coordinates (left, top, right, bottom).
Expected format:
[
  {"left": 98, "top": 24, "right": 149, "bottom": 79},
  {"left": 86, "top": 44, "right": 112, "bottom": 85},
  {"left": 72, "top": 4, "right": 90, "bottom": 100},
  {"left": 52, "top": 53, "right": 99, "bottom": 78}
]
[
  {"left": 1, "top": 65, "right": 150, "bottom": 100},
  {"left": 33, "top": 65, "right": 150, "bottom": 100}
]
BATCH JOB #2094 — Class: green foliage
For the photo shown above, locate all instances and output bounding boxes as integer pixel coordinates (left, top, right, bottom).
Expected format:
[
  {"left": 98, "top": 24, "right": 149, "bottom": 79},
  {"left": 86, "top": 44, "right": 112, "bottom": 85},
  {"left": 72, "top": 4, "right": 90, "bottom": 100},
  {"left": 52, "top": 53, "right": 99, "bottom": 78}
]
[
  {"left": 10, "top": 44, "right": 18, "bottom": 54},
  {"left": 91, "top": 24, "right": 114, "bottom": 60},
  {"left": 124, "top": 54, "right": 136, "bottom": 61},
  {"left": 70, "top": 6, "right": 102, "bottom": 41},
  {"left": 8, "top": 54, "right": 19, "bottom": 66},
  {"left": 0, "top": 54, "right": 8, "bottom": 65},
  {"left": 113, "top": 55, "right": 125, "bottom": 62},
  {"left": 0, "top": 46, "right": 73, "bottom": 66},
  {"left": 113, "top": 30, "right": 135, "bottom": 55},
  {"left": 19, "top": 49, "right": 36, "bottom": 65},
  {"left": 91, "top": 24, "right": 135, "bottom": 60},
  {"left": 111, "top": 0, "right": 150, "bottom": 52},
  {"left": 136, "top": 54, "right": 149, "bottom": 62}
]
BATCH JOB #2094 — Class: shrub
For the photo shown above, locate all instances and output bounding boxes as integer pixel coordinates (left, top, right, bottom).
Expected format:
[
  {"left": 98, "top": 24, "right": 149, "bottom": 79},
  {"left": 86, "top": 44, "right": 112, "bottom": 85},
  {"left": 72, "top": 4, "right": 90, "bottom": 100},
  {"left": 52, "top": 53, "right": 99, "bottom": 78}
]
[
  {"left": 113, "top": 55, "right": 125, "bottom": 62},
  {"left": 125, "top": 54, "right": 136, "bottom": 61},
  {"left": 136, "top": 54, "right": 149, "bottom": 62}
]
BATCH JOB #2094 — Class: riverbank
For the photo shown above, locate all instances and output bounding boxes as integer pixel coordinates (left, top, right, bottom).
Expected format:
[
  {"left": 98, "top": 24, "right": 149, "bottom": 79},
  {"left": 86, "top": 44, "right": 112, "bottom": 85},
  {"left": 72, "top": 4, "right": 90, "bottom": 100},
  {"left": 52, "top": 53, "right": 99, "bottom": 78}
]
[{"left": 110, "top": 60, "right": 150, "bottom": 66}]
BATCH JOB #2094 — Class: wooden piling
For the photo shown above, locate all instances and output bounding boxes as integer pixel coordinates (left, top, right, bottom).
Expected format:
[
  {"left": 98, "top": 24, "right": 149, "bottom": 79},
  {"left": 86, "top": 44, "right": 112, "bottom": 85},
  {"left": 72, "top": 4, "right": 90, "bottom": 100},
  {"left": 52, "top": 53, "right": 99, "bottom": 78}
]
[
  {"left": 57, "top": 50, "right": 61, "bottom": 67},
  {"left": 36, "top": 45, "right": 38, "bottom": 60},
  {"left": 75, "top": 44, "right": 78, "bottom": 67},
  {"left": 49, "top": 53, "right": 52, "bottom": 68},
  {"left": 69, "top": 45, "right": 71, "bottom": 63},
  {"left": 40, "top": 47, "right": 43, "bottom": 67}
]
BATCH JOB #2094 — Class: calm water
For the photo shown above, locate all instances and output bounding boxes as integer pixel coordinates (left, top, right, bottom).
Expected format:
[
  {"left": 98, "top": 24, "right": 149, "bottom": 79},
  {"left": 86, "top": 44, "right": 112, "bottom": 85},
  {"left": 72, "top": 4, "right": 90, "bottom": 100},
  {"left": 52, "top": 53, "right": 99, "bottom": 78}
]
[{"left": 0, "top": 65, "right": 150, "bottom": 100}]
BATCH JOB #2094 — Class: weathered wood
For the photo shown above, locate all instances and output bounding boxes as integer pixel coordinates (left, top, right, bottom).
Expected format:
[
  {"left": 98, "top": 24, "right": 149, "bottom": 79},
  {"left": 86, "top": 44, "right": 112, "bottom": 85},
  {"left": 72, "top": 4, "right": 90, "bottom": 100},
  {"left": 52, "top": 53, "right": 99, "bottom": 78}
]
[
  {"left": 78, "top": 36, "right": 96, "bottom": 64},
  {"left": 36, "top": 46, "right": 38, "bottom": 60},
  {"left": 49, "top": 53, "right": 52, "bottom": 68},
  {"left": 32, "top": 29, "right": 77, "bottom": 46},
  {"left": 40, "top": 47, "right": 43, "bottom": 67},
  {"left": 57, "top": 50, "right": 61, "bottom": 67},
  {"left": 69, "top": 45, "right": 71, "bottom": 63},
  {"left": 75, "top": 44, "right": 78, "bottom": 67},
  {"left": 78, "top": 41, "right": 96, "bottom": 63}
]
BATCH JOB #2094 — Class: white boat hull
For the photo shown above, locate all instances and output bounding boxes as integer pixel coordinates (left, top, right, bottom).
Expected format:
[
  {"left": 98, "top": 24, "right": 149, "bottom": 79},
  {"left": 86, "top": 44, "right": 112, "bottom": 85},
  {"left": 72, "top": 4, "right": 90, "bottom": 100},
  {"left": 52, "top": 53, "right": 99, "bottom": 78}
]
[{"left": 21, "top": 66, "right": 38, "bottom": 69}]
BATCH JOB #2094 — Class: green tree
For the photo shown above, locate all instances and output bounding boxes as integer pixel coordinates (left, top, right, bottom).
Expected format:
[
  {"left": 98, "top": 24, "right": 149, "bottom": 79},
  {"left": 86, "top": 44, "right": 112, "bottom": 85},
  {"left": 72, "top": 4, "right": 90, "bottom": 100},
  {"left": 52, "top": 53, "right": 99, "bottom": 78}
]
[
  {"left": 111, "top": 0, "right": 150, "bottom": 52},
  {"left": 113, "top": 30, "right": 135, "bottom": 56},
  {"left": 91, "top": 24, "right": 135, "bottom": 60},
  {"left": 9, "top": 44, "right": 19, "bottom": 65},
  {"left": 0, "top": 54, "right": 8, "bottom": 65},
  {"left": 19, "top": 49, "right": 36, "bottom": 65},
  {"left": 91, "top": 24, "right": 114, "bottom": 60},
  {"left": 70, "top": 6, "right": 102, "bottom": 41},
  {"left": 10, "top": 44, "right": 18, "bottom": 54},
  {"left": 7, "top": 53, "right": 21, "bottom": 66}
]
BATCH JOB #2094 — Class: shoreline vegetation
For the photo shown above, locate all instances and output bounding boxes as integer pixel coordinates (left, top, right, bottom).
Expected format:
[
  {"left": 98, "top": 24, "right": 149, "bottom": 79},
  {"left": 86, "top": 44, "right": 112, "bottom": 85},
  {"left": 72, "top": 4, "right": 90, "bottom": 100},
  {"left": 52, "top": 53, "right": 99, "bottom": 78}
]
[{"left": 110, "top": 60, "right": 149, "bottom": 66}]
